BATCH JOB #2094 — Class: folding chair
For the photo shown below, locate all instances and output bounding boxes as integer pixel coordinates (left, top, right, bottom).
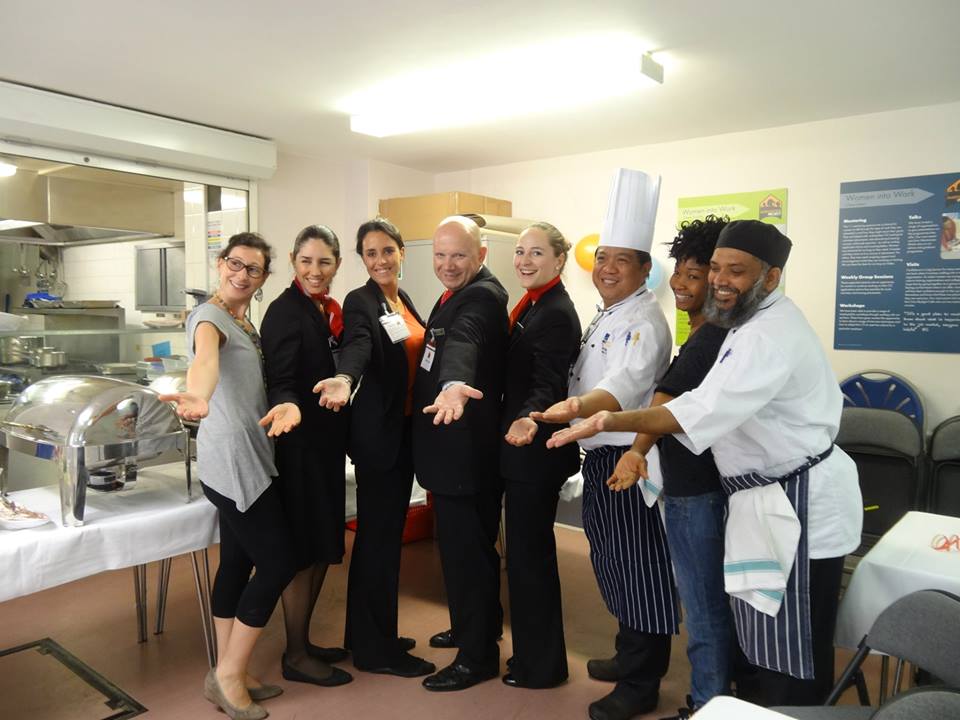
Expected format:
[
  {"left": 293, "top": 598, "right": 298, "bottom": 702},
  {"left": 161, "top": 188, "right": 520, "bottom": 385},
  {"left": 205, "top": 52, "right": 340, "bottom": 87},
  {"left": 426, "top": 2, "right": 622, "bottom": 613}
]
[
  {"left": 929, "top": 415, "right": 960, "bottom": 518},
  {"left": 840, "top": 370, "right": 924, "bottom": 432},
  {"left": 836, "top": 407, "right": 924, "bottom": 553},
  {"left": 774, "top": 590, "right": 960, "bottom": 719},
  {"left": 869, "top": 686, "right": 960, "bottom": 720}
]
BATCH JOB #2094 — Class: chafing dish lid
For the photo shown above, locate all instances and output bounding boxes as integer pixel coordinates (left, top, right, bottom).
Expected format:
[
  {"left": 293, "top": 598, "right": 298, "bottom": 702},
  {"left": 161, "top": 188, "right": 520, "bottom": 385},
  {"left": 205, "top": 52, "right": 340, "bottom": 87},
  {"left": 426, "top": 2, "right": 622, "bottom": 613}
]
[{"left": 2, "top": 375, "right": 183, "bottom": 446}]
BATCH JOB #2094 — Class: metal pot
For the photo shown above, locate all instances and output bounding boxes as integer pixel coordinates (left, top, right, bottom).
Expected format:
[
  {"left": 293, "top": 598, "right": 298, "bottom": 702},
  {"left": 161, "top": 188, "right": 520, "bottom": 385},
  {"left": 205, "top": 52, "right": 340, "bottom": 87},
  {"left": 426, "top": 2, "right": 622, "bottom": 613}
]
[
  {"left": 34, "top": 347, "right": 67, "bottom": 368},
  {"left": 0, "top": 336, "right": 44, "bottom": 364}
]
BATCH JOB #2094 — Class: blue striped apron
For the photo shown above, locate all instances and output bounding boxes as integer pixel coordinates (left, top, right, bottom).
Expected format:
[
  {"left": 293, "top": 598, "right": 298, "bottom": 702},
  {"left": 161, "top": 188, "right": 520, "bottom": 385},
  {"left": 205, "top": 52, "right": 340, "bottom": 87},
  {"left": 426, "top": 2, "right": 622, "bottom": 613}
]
[
  {"left": 720, "top": 446, "right": 833, "bottom": 680},
  {"left": 582, "top": 445, "right": 679, "bottom": 635}
]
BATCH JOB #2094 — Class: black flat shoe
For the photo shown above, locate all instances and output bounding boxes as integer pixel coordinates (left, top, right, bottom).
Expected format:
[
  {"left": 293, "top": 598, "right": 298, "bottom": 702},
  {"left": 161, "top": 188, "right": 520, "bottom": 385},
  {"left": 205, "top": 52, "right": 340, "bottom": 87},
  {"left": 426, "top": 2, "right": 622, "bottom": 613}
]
[
  {"left": 357, "top": 653, "right": 436, "bottom": 678},
  {"left": 281, "top": 654, "right": 353, "bottom": 687},
  {"left": 588, "top": 689, "right": 658, "bottom": 720},
  {"left": 502, "top": 673, "right": 522, "bottom": 688},
  {"left": 587, "top": 656, "right": 623, "bottom": 682},
  {"left": 428, "top": 629, "right": 456, "bottom": 648},
  {"left": 398, "top": 636, "right": 416, "bottom": 652},
  {"left": 422, "top": 662, "right": 496, "bottom": 692},
  {"left": 305, "top": 644, "right": 350, "bottom": 664}
]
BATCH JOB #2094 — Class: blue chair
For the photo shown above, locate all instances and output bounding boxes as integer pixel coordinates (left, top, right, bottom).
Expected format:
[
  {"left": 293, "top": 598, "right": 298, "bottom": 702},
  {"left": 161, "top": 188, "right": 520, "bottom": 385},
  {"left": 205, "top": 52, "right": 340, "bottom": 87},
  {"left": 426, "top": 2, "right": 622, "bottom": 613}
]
[{"left": 840, "top": 370, "right": 924, "bottom": 431}]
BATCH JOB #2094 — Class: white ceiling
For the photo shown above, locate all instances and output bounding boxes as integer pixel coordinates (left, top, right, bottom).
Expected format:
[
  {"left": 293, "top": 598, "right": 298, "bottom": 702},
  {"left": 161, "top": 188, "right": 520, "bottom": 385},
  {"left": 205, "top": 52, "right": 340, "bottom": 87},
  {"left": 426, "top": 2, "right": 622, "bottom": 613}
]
[{"left": 3, "top": 0, "right": 958, "bottom": 173}]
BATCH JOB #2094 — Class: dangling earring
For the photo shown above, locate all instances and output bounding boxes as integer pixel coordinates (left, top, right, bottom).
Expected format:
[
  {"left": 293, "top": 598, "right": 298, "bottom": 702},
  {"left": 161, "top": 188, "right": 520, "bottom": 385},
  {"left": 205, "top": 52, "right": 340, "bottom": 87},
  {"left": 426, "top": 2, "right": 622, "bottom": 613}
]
[{"left": 254, "top": 288, "right": 263, "bottom": 302}]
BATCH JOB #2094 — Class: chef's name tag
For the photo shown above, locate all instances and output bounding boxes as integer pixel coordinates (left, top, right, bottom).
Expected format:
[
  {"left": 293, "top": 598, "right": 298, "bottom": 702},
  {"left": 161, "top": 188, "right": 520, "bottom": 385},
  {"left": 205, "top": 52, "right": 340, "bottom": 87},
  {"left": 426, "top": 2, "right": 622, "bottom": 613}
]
[{"left": 379, "top": 311, "right": 410, "bottom": 344}]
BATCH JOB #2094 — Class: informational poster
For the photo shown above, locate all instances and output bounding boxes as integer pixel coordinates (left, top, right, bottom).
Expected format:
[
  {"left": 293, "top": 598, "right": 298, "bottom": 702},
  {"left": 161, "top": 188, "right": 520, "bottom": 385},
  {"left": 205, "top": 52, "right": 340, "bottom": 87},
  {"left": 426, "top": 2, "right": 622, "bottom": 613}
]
[
  {"left": 834, "top": 173, "right": 960, "bottom": 353},
  {"left": 675, "top": 188, "right": 788, "bottom": 344}
]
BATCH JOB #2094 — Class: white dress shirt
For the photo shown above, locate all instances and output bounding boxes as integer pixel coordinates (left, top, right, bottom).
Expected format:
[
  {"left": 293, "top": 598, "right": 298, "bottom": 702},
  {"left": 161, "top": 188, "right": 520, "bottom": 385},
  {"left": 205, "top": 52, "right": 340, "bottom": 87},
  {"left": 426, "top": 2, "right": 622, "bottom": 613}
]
[
  {"left": 665, "top": 290, "right": 863, "bottom": 558},
  {"left": 569, "top": 288, "right": 672, "bottom": 451}
]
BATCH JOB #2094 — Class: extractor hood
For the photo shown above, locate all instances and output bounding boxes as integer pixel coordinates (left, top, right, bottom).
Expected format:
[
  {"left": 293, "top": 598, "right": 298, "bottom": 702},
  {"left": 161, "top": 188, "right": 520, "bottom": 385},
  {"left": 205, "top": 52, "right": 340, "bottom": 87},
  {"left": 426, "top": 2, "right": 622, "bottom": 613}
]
[{"left": 0, "top": 158, "right": 176, "bottom": 246}]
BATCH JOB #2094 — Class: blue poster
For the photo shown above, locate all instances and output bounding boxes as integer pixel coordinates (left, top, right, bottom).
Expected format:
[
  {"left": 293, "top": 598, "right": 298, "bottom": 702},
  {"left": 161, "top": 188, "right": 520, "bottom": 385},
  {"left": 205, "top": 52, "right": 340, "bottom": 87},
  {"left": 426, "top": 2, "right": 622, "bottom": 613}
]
[{"left": 834, "top": 172, "right": 960, "bottom": 353}]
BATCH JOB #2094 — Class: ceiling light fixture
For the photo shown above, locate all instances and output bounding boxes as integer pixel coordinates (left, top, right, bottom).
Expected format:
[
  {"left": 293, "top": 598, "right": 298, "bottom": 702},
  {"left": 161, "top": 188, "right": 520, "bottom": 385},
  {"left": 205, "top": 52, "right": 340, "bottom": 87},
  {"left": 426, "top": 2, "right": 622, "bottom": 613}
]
[
  {"left": 0, "top": 161, "right": 17, "bottom": 177},
  {"left": 339, "top": 33, "right": 664, "bottom": 138}
]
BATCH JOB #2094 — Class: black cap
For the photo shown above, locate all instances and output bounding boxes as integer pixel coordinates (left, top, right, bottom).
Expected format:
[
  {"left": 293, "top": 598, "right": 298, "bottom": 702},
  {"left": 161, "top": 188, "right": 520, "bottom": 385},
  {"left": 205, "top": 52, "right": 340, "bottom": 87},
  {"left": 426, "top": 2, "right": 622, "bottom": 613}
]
[{"left": 716, "top": 220, "right": 792, "bottom": 269}]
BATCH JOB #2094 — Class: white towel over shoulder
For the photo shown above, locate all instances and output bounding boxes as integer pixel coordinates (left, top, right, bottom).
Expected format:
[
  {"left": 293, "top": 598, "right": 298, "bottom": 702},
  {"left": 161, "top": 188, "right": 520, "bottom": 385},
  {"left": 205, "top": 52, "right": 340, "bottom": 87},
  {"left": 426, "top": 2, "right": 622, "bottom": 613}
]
[{"left": 723, "top": 483, "right": 800, "bottom": 616}]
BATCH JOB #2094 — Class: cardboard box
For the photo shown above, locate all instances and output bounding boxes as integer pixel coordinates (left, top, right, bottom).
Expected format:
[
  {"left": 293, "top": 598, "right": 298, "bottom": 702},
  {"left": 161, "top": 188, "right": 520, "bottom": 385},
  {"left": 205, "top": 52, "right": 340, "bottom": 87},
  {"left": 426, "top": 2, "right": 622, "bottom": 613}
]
[{"left": 378, "top": 191, "right": 512, "bottom": 241}]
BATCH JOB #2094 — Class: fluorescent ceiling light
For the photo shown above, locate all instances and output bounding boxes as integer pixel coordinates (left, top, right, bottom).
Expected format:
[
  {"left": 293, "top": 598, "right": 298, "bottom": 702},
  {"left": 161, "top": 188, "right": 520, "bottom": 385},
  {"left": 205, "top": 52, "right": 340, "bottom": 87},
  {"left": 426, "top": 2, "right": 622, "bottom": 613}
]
[
  {"left": 0, "top": 161, "right": 17, "bottom": 177},
  {"left": 339, "top": 33, "right": 663, "bottom": 138}
]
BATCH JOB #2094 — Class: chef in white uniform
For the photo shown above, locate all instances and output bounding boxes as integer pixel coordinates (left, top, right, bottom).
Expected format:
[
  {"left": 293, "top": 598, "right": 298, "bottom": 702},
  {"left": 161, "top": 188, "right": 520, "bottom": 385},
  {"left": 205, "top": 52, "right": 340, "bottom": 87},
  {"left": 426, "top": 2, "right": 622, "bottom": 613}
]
[
  {"left": 533, "top": 168, "right": 677, "bottom": 720},
  {"left": 549, "top": 220, "right": 862, "bottom": 709}
]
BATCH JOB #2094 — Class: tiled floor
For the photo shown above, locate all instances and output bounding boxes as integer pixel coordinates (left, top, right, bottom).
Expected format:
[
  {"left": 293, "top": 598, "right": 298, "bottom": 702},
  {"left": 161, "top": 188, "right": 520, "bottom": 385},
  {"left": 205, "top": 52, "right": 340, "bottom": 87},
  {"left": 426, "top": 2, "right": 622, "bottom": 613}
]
[{"left": 0, "top": 526, "right": 877, "bottom": 719}]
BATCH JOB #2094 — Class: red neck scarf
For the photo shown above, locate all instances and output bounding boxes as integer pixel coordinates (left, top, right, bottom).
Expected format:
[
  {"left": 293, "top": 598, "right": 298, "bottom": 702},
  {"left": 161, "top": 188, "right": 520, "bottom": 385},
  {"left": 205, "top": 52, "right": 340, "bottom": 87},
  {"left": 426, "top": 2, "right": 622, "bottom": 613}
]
[
  {"left": 295, "top": 278, "right": 343, "bottom": 339},
  {"left": 509, "top": 275, "right": 562, "bottom": 330}
]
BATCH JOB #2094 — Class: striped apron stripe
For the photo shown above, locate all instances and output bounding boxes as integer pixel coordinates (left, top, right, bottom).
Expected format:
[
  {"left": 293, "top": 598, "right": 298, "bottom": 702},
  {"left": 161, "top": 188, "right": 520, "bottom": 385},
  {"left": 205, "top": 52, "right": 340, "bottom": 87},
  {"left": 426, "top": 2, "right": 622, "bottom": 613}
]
[
  {"left": 582, "top": 445, "right": 679, "bottom": 635},
  {"left": 720, "top": 446, "right": 833, "bottom": 680}
]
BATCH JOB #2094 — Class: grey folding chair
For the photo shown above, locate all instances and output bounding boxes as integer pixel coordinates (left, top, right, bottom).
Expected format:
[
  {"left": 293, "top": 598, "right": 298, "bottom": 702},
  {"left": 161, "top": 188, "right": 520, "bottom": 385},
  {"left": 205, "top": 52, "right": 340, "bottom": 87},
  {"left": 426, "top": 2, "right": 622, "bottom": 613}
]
[
  {"left": 836, "top": 407, "right": 924, "bottom": 553},
  {"left": 774, "top": 590, "right": 960, "bottom": 719},
  {"left": 869, "top": 686, "right": 960, "bottom": 719},
  {"left": 929, "top": 416, "right": 960, "bottom": 517}
]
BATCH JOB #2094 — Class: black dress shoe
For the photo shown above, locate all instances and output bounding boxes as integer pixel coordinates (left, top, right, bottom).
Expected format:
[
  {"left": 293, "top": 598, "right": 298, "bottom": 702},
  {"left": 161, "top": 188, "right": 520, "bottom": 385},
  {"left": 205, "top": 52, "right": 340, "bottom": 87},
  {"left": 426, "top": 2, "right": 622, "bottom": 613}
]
[
  {"left": 428, "top": 629, "right": 456, "bottom": 648},
  {"left": 501, "top": 672, "right": 567, "bottom": 689},
  {"left": 306, "top": 644, "right": 350, "bottom": 664},
  {"left": 282, "top": 654, "right": 354, "bottom": 687},
  {"left": 587, "top": 656, "right": 623, "bottom": 682},
  {"left": 356, "top": 652, "right": 436, "bottom": 678},
  {"left": 398, "top": 636, "right": 416, "bottom": 652},
  {"left": 588, "top": 689, "right": 658, "bottom": 720},
  {"left": 422, "top": 663, "right": 496, "bottom": 692}
]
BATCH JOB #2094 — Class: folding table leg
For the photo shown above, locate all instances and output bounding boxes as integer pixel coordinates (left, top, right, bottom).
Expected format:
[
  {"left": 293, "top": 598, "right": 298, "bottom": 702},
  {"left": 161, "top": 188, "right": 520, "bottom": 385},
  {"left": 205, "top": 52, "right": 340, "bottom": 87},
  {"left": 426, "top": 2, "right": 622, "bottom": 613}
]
[
  {"left": 154, "top": 557, "right": 172, "bottom": 635},
  {"left": 132, "top": 564, "right": 148, "bottom": 644},
  {"left": 191, "top": 549, "right": 217, "bottom": 668}
]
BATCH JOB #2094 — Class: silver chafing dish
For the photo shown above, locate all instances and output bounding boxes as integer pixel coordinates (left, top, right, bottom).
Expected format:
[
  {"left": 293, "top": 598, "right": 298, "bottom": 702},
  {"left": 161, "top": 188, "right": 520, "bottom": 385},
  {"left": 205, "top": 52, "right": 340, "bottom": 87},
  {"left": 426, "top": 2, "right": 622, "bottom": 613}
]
[{"left": 0, "top": 375, "right": 191, "bottom": 527}]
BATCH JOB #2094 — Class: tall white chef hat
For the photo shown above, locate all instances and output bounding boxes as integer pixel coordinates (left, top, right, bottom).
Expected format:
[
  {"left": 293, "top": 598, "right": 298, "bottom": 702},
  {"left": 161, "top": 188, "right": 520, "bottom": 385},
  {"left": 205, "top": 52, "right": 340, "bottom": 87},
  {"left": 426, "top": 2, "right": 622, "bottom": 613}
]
[{"left": 600, "top": 168, "right": 661, "bottom": 253}]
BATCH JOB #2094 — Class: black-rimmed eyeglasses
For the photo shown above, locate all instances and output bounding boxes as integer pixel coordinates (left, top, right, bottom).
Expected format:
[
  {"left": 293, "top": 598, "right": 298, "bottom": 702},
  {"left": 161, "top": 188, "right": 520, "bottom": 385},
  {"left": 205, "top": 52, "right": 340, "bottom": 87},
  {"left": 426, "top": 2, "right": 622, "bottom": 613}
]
[{"left": 223, "top": 256, "right": 265, "bottom": 279}]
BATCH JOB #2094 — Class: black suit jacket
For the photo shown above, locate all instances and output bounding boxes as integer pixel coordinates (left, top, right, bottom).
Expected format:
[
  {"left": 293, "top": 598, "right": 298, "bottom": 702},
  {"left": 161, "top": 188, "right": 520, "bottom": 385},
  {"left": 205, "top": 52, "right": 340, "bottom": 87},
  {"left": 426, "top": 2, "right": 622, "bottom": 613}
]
[
  {"left": 338, "top": 279, "right": 424, "bottom": 472},
  {"left": 260, "top": 283, "right": 348, "bottom": 481},
  {"left": 412, "top": 266, "right": 508, "bottom": 495},
  {"left": 499, "top": 281, "right": 582, "bottom": 485}
]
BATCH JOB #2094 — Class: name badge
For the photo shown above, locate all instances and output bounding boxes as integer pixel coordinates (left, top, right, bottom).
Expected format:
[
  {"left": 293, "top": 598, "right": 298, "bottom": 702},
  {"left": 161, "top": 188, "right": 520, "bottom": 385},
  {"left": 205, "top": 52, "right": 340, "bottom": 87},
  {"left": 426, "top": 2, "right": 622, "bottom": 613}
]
[
  {"left": 379, "top": 311, "right": 410, "bottom": 344},
  {"left": 420, "top": 342, "right": 435, "bottom": 371}
]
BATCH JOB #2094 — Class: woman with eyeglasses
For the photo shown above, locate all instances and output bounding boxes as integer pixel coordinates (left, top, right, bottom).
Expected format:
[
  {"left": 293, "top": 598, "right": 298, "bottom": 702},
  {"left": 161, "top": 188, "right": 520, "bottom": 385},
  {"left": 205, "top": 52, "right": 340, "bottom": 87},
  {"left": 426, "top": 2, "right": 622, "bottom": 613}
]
[
  {"left": 499, "top": 222, "right": 581, "bottom": 689},
  {"left": 259, "top": 225, "right": 353, "bottom": 687},
  {"left": 313, "top": 217, "right": 435, "bottom": 678},
  {"left": 162, "top": 232, "right": 301, "bottom": 720}
]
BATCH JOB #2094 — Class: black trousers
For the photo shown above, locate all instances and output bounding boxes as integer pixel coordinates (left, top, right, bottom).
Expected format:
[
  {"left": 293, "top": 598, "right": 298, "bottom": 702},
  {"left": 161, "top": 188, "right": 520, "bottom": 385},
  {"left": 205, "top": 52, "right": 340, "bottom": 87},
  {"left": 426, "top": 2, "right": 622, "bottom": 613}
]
[
  {"left": 735, "top": 555, "right": 845, "bottom": 707},
  {"left": 202, "top": 481, "right": 298, "bottom": 628},
  {"left": 433, "top": 484, "right": 504, "bottom": 674},
  {"left": 344, "top": 422, "right": 417, "bottom": 667},
  {"left": 614, "top": 622, "right": 672, "bottom": 700},
  {"left": 504, "top": 478, "right": 568, "bottom": 686}
]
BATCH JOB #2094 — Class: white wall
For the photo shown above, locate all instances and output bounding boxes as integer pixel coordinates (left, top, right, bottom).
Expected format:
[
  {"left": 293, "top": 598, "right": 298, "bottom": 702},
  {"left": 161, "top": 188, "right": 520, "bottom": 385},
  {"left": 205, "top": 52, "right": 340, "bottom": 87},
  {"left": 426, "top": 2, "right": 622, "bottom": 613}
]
[{"left": 435, "top": 102, "right": 960, "bottom": 429}]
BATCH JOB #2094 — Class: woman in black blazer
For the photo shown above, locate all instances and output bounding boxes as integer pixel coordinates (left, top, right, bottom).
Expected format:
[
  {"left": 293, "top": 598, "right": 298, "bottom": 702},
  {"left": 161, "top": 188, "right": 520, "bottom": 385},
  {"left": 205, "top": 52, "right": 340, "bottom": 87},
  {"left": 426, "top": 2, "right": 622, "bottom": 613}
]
[
  {"left": 315, "top": 218, "right": 436, "bottom": 678},
  {"left": 500, "top": 222, "right": 582, "bottom": 689},
  {"left": 260, "top": 225, "right": 352, "bottom": 687}
]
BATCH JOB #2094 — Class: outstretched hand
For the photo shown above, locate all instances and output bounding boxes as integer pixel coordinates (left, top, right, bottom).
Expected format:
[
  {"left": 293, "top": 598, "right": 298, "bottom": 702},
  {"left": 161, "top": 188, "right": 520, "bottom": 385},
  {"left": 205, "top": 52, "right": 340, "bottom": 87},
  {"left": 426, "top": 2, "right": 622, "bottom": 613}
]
[
  {"left": 313, "top": 376, "right": 351, "bottom": 411},
  {"left": 606, "top": 449, "right": 648, "bottom": 492},
  {"left": 423, "top": 384, "right": 483, "bottom": 426},
  {"left": 530, "top": 396, "right": 582, "bottom": 424},
  {"left": 504, "top": 417, "right": 538, "bottom": 447},
  {"left": 159, "top": 392, "right": 208, "bottom": 422},
  {"left": 258, "top": 402, "right": 302, "bottom": 437},
  {"left": 546, "top": 410, "right": 611, "bottom": 448}
]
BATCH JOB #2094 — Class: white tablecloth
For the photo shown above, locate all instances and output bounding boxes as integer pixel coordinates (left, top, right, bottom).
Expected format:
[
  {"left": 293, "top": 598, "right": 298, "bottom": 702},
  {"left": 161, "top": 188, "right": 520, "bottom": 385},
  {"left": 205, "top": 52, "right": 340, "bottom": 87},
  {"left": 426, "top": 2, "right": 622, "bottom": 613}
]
[
  {"left": 835, "top": 511, "right": 960, "bottom": 649},
  {"left": 0, "top": 463, "right": 217, "bottom": 603},
  {"left": 694, "top": 696, "right": 793, "bottom": 719}
]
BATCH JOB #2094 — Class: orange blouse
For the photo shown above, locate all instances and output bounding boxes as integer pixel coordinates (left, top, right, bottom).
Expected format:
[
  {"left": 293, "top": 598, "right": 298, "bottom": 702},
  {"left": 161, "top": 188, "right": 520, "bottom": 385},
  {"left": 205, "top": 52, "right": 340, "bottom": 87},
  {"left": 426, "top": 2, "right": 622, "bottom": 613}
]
[{"left": 400, "top": 300, "right": 425, "bottom": 416}]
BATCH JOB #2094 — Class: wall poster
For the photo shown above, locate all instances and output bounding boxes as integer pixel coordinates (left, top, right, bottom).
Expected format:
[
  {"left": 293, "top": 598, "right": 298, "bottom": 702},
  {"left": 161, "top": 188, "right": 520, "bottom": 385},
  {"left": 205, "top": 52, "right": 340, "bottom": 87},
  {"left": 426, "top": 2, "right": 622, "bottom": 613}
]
[
  {"left": 834, "top": 173, "right": 960, "bottom": 353},
  {"left": 675, "top": 188, "right": 788, "bottom": 345}
]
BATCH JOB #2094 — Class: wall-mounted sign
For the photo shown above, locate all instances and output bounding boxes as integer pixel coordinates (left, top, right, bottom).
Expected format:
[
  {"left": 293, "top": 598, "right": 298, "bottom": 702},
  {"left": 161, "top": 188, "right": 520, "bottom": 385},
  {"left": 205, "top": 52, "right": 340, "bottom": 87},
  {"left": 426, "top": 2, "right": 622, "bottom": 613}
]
[{"left": 834, "top": 173, "right": 960, "bottom": 353}]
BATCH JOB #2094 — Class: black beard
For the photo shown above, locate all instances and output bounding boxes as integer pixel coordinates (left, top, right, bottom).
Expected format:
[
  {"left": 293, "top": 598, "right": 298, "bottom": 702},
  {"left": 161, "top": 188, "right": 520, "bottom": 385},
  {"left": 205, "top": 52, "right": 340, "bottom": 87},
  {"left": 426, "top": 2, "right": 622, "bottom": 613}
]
[{"left": 704, "top": 277, "right": 770, "bottom": 329}]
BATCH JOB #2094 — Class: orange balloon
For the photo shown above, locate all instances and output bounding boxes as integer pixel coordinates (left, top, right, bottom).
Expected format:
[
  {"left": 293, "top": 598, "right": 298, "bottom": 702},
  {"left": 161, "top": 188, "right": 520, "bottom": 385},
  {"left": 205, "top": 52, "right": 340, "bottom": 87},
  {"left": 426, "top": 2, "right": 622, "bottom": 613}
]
[{"left": 575, "top": 234, "right": 599, "bottom": 271}]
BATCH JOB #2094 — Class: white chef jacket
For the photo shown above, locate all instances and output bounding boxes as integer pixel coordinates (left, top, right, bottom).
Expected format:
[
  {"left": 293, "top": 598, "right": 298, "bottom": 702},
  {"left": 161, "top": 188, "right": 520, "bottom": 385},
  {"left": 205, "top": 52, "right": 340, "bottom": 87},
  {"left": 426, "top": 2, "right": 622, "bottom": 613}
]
[
  {"left": 570, "top": 287, "right": 672, "bottom": 451},
  {"left": 665, "top": 290, "right": 863, "bottom": 559}
]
